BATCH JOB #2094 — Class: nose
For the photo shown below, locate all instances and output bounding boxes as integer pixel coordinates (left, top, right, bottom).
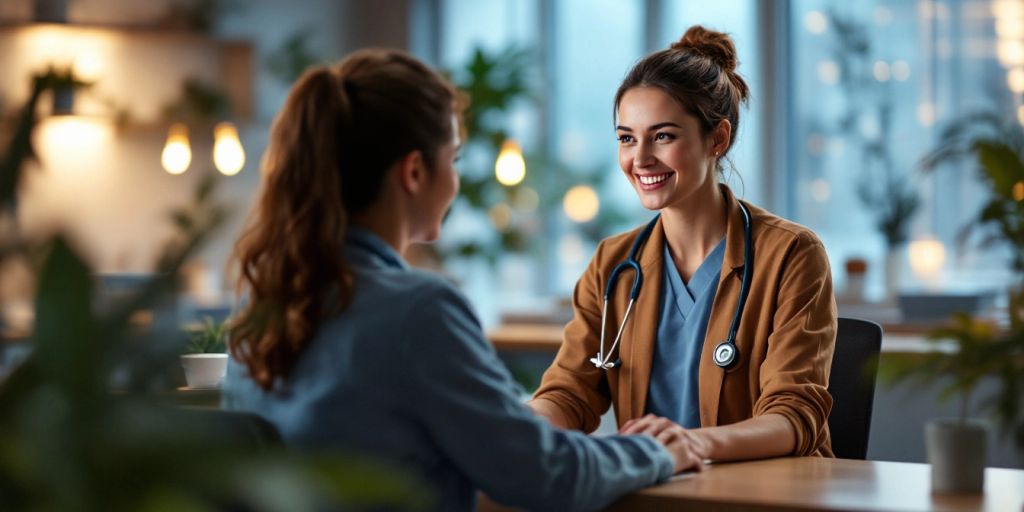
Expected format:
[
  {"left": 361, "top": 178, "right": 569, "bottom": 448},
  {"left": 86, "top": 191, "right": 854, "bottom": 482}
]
[{"left": 633, "top": 140, "right": 655, "bottom": 169}]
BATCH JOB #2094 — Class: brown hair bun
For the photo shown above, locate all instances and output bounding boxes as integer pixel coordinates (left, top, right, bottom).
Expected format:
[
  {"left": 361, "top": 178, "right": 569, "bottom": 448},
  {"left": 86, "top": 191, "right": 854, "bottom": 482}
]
[{"left": 671, "top": 25, "right": 738, "bottom": 73}]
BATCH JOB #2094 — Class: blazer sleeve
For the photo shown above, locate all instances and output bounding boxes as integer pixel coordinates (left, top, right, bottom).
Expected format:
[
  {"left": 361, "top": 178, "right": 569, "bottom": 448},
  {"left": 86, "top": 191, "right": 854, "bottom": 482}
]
[
  {"left": 752, "top": 232, "right": 837, "bottom": 456},
  {"left": 401, "top": 281, "right": 673, "bottom": 511},
  {"left": 531, "top": 240, "right": 613, "bottom": 433}
]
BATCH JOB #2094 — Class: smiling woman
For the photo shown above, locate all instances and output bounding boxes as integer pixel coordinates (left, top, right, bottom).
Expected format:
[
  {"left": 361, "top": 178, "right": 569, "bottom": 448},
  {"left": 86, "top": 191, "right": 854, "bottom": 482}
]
[{"left": 529, "top": 25, "right": 839, "bottom": 468}]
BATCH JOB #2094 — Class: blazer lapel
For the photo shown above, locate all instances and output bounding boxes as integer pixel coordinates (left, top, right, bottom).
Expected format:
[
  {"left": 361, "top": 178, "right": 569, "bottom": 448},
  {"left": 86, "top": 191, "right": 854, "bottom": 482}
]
[
  {"left": 698, "top": 185, "right": 747, "bottom": 427},
  {"left": 623, "top": 217, "right": 665, "bottom": 424}
]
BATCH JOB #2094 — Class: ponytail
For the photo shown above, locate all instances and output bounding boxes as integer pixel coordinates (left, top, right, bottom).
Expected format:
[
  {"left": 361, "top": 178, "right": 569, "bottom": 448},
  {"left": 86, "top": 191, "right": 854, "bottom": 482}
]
[{"left": 231, "top": 51, "right": 461, "bottom": 390}]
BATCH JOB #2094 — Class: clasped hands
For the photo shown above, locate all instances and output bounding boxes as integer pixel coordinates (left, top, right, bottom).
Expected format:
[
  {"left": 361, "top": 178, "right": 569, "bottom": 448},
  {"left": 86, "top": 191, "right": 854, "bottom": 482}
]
[{"left": 620, "top": 414, "right": 710, "bottom": 474}]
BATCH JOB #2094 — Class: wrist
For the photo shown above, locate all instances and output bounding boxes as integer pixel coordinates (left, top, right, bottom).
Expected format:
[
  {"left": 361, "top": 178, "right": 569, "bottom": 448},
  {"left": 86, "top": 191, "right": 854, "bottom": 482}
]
[{"left": 692, "top": 427, "right": 721, "bottom": 460}]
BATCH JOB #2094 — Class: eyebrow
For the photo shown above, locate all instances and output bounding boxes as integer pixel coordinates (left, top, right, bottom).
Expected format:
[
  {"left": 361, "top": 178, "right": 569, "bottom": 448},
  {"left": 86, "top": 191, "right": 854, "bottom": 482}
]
[{"left": 615, "top": 122, "right": 682, "bottom": 132}]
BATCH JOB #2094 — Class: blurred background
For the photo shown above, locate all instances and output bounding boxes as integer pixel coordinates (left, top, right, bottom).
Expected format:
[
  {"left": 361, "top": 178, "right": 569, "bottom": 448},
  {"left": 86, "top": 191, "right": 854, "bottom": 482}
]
[
  {"left": 0, "top": 0, "right": 1022, "bottom": 478},
  {"left": 0, "top": 0, "right": 1019, "bottom": 325}
]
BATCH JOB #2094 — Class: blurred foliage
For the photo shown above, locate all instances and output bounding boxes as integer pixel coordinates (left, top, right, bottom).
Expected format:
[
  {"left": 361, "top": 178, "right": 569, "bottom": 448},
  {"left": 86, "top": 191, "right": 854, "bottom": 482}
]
[
  {"left": 0, "top": 69, "right": 428, "bottom": 511},
  {"left": 163, "top": 78, "right": 233, "bottom": 124},
  {"left": 891, "top": 109, "right": 1024, "bottom": 451},
  {"left": 266, "top": 30, "right": 323, "bottom": 86},
  {"left": 826, "top": 11, "right": 919, "bottom": 249},
  {"left": 879, "top": 307, "right": 1024, "bottom": 453},
  {"left": 442, "top": 46, "right": 629, "bottom": 265},
  {"left": 0, "top": 66, "right": 87, "bottom": 211},
  {"left": 162, "top": 0, "right": 245, "bottom": 33},
  {"left": 921, "top": 111, "right": 1024, "bottom": 278},
  {"left": 183, "top": 316, "right": 229, "bottom": 354}
]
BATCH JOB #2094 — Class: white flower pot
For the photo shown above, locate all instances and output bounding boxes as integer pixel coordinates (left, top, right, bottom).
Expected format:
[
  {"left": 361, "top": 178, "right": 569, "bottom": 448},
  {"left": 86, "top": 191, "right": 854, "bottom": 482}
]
[
  {"left": 180, "top": 353, "right": 228, "bottom": 389},
  {"left": 925, "top": 419, "right": 988, "bottom": 493}
]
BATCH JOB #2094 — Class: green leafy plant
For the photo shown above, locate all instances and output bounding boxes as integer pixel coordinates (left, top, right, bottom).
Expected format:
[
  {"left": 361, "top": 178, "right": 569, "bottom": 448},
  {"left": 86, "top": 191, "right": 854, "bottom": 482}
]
[
  {"left": 0, "top": 69, "right": 428, "bottom": 511},
  {"left": 266, "top": 29, "right": 323, "bottom": 86},
  {"left": 921, "top": 112, "right": 1024, "bottom": 279},
  {"left": 880, "top": 308, "right": 1024, "bottom": 453},
  {"left": 879, "top": 111, "right": 1024, "bottom": 455},
  {"left": 183, "top": 316, "right": 229, "bottom": 354},
  {"left": 441, "top": 46, "right": 630, "bottom": 265}
]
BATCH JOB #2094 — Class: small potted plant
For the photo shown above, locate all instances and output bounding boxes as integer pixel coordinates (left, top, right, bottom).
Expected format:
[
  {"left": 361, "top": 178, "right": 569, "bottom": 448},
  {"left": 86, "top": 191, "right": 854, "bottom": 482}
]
[
  {"left": 180, "top": 316, "right": 229, "bottom": 389},
  {"left": 879, "top": 293, "right": 1023, "bottom": 494}
]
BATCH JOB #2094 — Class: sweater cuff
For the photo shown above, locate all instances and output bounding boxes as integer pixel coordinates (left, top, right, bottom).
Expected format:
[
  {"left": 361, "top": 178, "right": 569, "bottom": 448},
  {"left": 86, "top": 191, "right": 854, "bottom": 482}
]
[{"left": 635, "top": 434, "right": 675, "bottom": 482}]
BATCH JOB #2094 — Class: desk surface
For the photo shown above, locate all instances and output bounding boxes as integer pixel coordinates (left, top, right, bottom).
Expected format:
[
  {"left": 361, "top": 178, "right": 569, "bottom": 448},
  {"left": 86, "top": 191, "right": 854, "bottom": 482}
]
[{"left": 605, "top": 457, "right": 1024, "bottom": 512}]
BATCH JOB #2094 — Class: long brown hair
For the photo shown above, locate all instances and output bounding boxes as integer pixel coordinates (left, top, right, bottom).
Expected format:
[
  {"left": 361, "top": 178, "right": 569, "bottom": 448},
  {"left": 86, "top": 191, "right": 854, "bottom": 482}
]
[
  {"left": 231, "top": 50, "right": 462, "bottom": 390},
  {"left": 614, "top": 25, "right": 750, "bottom": 163}
]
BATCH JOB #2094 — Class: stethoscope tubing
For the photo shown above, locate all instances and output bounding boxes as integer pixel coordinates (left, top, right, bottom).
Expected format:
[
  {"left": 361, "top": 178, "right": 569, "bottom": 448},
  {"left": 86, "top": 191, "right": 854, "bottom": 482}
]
[{"left": 592, "top": 202, "right": 753, "bottom": 372}]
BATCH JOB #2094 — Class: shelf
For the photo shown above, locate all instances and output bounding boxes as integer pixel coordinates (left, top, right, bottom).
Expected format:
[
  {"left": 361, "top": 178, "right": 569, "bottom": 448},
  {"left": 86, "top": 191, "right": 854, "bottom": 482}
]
[{"left": 0, "top": 22, "right": 253, "bottom": 123}]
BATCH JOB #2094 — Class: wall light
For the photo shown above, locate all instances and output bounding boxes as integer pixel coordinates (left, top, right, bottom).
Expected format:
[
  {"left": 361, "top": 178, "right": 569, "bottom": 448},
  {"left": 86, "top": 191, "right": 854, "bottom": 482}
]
[
  {"left": 213, "top": 122, "right": 245, "bottom": 176},
  {"left": 495, "top": 140, "right": 526, "bottom": 186},
  {"left": 161, "top": 123, "right": 191, "bottom": 175}
]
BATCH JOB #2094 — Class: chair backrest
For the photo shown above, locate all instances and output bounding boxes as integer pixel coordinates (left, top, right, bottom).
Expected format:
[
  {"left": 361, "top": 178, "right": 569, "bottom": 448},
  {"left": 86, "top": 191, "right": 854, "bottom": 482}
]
[
  {"left": 174, "top": 407, "right": 284, "bottom": 449},
  {"left": 827, "top": 317, "right": 883, "bottom": 460}
]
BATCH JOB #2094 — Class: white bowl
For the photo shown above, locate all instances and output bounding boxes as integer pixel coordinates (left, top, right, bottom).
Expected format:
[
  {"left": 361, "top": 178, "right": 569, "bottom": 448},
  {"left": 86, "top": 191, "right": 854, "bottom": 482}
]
[{"left": 180, "top": 353, "right": 228, "bottom": 389}]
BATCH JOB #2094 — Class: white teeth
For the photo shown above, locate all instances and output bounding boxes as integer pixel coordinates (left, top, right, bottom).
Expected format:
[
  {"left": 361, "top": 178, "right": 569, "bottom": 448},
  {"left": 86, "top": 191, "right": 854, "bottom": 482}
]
[{"left": 638, "top": 174, "right": 669, "bottom": 185}]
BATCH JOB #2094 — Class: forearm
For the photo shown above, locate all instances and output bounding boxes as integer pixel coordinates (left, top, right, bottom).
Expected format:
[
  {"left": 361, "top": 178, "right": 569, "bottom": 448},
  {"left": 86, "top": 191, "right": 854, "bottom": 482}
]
[
  {"left": 695, "top": 413, "right": 796, "bottom": 462},
  {"left": 526, "top": 397, "right": 577, "bottom": 429}
]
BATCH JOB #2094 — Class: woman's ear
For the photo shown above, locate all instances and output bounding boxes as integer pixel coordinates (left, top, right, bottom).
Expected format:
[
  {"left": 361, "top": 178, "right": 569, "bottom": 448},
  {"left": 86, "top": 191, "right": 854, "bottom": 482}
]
[
  {"left": 711, "top": 120, "right": 732, "bottom": 156},
  {"left": 396, "top": 150, "right": 427, "bottom": 195}
]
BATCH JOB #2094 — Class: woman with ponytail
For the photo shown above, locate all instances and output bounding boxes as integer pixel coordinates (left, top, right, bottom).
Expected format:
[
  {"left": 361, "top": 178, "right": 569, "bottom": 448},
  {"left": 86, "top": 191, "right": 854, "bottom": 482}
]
[
  {"left": 224, "top": 49, "right": 698, "bottom": 511},
  {"left": 530, "top": 26, "right": 838, "bottom": 465}
]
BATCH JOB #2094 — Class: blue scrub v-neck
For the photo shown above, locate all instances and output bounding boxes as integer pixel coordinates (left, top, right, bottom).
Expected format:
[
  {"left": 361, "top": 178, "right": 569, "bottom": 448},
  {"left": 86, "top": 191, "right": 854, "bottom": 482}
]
[{"left": 645, "top": 237, "right": 726, "bottom": 429}]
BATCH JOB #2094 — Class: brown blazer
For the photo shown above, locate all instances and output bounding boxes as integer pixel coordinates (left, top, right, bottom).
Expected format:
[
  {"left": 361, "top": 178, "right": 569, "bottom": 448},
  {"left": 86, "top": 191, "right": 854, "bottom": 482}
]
[{"left": 533, "top": 185, "right": 837, "bottom": 457}]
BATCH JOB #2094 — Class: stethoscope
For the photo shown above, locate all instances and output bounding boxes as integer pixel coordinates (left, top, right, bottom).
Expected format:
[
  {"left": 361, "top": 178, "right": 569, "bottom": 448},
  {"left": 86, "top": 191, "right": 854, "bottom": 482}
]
[{"left": 589, "top": 202, "right": 753, "bottom": 371}]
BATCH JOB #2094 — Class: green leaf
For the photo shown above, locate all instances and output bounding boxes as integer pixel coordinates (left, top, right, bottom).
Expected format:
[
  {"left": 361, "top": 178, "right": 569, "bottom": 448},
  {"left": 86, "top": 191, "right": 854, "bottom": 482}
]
[
  {"left": 975, "top": 140, "right": 1024, "bottom": 197},
  {"left": 31, "top": 237, "right": 102, "bottom": 395}
]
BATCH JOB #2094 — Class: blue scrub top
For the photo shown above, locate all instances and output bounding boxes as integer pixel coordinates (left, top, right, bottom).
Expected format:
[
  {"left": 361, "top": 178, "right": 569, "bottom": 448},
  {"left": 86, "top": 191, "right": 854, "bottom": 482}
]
[
  {"left": 645, "top": 238, "right": 726, "bottom": 429},
  {"left": 224, "top": 228, "right": 673, "bottom": 512}
]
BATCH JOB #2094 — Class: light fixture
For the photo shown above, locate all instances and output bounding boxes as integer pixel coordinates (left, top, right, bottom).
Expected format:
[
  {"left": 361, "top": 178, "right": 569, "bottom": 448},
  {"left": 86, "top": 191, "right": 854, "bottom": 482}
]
[
  {"left": 495, "top": 140, "right": 526, "bottom": 186},
  {"left": 161, "top": 123, "right": 191, "bottom": 175},
  {"left": 1014, "top": 180, "right": 1024, "bottom": 201},
  {"left": 563, "top": 185, "right": 600, "bottom": 223},
  {"left": 908, "top": 237, "right": 946, "bottom": 287},
  {"left": 213, "top": 122, "right": 245, "bottom": 176}
]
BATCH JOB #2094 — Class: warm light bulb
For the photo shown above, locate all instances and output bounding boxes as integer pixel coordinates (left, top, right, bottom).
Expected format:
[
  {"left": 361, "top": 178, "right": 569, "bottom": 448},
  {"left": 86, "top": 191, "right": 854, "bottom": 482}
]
[
  {"left": 161, "top": 123, "right": 191, "bottom": 175},
  {"left": 563, "top": 185, "right": 600, "bottom": 223},
  {"left": 1013, "top": 181, "right": 1024, "bottom": 202},
  {"left": 495, "top": 140, "right": 526, "bottom": 186},
  {"left": 213, "top": 122, "right": 245, "bottom": 176},
  {"left": 908, "top": 238, "right": 946, "bottom": 283}
]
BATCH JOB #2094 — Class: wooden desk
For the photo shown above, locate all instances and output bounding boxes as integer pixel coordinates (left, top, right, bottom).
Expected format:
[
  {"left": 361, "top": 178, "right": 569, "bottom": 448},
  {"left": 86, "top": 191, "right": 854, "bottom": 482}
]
[{"left": 605, "top": 457, "right": 1024, "bottom": 512}]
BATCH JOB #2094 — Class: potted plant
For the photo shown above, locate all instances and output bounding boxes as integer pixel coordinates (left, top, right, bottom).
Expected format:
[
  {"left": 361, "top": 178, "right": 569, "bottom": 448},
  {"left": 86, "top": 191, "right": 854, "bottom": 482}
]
[
  {"left": 180, "top": 316, "right": 230, "bottom": 389},
  {"left": 880, "top": 311, "right": 1015, "bottom": 491},
  {"left": 881, "top": 111, "right": 1024, "bottom": 492}
]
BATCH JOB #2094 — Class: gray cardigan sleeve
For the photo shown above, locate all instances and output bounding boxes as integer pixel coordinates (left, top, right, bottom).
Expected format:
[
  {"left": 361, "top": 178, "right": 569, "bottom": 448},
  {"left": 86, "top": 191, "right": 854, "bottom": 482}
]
[{"left": 400, "top": 281, "right": 673, "bottom": 512}]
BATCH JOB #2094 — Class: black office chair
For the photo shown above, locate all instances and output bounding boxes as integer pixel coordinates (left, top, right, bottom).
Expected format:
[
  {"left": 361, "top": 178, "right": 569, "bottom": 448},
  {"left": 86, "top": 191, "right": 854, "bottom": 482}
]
[{"left": 827, "top": 317, "right": 883, "bottom": 460}]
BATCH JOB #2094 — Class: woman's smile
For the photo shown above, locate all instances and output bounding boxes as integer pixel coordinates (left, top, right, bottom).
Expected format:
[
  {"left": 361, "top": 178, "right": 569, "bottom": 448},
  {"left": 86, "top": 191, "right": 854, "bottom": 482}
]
[{"left": 636, "top": 172, "right": 674, "bottom": 190}]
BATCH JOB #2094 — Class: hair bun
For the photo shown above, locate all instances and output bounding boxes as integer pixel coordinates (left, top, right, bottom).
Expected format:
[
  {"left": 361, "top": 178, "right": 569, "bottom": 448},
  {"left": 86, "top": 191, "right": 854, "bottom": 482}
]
[{"left": 671, "top": 25, "right": 738, "bottom": 72}]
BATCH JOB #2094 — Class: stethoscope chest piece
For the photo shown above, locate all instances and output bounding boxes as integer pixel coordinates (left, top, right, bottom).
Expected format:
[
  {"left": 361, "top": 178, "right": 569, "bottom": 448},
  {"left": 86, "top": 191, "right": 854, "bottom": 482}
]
[{"left": 712, "top": 341, "right": 739, "bottom": 369}]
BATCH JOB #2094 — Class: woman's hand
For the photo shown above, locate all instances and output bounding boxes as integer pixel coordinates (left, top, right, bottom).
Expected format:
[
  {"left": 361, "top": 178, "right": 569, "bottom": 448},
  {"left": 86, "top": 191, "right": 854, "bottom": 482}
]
[{"left": 621, "top": 414, "right": 710, "bottom": 473}]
